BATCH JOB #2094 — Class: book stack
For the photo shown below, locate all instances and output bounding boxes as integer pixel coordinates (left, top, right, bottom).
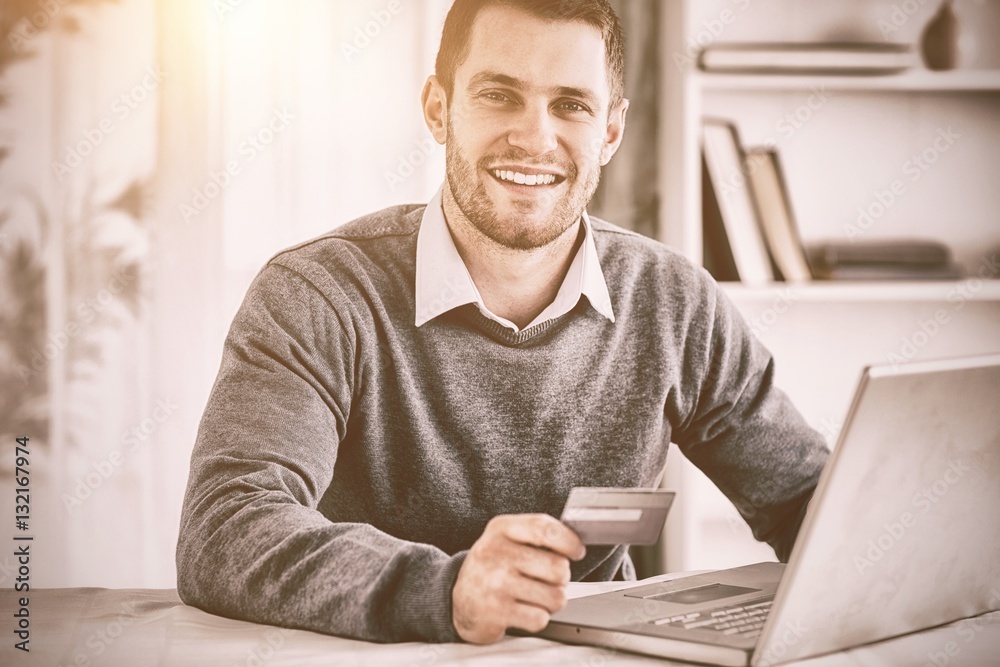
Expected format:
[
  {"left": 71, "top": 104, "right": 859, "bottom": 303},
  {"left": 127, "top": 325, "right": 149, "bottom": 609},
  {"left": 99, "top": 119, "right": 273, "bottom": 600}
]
[
  {"left": 806, "top": 240, "right": 963, "bottom": 280},
  {"left": 702, "top": 119, "right": 809, "bottom": 285},
  {"left": 699, "top": 42, "right": 917, "bottom": 75},
  {"left": 701, "top": 119, "right": 962, "bottom": 284}
]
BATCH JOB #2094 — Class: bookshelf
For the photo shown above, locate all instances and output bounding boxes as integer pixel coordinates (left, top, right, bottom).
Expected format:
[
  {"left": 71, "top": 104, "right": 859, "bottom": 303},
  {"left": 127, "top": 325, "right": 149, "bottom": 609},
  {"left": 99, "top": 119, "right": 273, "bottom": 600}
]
[
  {"left": 655, "top": 0, "right": 1000, "bottom": 574},
  {"left": 723, "top": 279, "right": 1000, "bottom": 303},
  {"left": 697, "top": 69, "right": 1000, "bottom": 93}
]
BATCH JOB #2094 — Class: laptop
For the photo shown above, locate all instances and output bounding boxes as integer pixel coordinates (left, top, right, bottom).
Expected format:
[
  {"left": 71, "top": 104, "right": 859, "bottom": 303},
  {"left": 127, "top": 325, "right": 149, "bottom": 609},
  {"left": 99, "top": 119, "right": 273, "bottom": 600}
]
[{"left": 536, "top": 354, "right": 1000, "bottom": 666}]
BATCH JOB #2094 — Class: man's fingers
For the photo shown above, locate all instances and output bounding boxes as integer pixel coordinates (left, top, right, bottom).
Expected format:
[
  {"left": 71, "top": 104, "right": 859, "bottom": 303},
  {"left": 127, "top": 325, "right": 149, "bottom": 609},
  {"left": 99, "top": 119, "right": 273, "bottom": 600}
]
[
  {"left": 512, "top": 544, "right": 572, "bottom": 586},
  {"left": 453, "top": 563, "right": 564, "bottom": 641},
  {"left": 493, "top": 514, "right": 586, "bottom": 561},
  {"left": 506, "top": 572, "right": 567, "bottom": 614},
  {"left": 507, "top": 601, "right": 555, "bottom": 635},
  {"left": 454, "top": 514, "right": 585, "bottom": 644}
]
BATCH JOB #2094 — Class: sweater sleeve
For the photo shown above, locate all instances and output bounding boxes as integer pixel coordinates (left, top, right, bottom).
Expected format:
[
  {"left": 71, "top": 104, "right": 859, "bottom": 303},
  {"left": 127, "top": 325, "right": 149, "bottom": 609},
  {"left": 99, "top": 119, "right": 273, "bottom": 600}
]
[
  {"left": 176, "top": 263, "right": 467, "bottom": 643},
  {"left": 673, "top": 278, "right": 830, "bottom": 562}
]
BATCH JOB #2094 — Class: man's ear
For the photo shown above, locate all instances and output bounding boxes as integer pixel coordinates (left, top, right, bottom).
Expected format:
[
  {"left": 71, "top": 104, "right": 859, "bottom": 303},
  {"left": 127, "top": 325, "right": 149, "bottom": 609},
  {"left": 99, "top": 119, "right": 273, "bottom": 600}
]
[
  {"left": 421, "top": 75, "right": 449, "bottom": 145},
  {"left": 599, "top": 98, "right": 629, "bottom": 166}
]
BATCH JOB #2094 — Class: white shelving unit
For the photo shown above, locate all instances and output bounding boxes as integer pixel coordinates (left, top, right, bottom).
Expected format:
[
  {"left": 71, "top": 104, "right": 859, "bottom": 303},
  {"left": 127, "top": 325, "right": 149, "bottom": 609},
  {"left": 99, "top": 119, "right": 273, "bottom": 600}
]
[
  {"left": 721, "top": 278, "right": 1000, "bottom": 303},
  {"left": 656, "top": 0, "right": 1000, "bottom": 574},
  {"left": 696, "top": 69, "right": 1000, "bottom": 92}
]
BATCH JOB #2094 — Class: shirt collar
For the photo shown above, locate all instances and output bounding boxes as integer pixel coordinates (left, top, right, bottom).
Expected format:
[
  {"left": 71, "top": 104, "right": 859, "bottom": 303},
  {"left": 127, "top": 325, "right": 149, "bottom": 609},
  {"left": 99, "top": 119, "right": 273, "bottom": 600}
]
[{"left": 414, "top": 185, "right": 615, "bottom": 331}]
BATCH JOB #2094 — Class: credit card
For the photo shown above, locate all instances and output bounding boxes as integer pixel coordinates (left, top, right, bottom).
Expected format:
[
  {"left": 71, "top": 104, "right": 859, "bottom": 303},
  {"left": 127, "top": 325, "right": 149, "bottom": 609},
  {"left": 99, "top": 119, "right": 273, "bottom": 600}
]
[{"left": 559, "top": 487, "right": 675, "bottom": 546}]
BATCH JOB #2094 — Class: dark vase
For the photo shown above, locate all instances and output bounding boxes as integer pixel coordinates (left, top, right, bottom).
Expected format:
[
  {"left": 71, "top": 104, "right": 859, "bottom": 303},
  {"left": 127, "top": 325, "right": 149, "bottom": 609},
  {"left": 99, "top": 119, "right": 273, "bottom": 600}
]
[{"left": 921, "top": 0, "right": 960, "bottom": 70}]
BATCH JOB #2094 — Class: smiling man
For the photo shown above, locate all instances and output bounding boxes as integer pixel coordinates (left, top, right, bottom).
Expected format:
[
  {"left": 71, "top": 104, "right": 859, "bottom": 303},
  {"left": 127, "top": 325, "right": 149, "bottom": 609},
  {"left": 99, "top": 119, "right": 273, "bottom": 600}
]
[{"left": 176, "top": 0, "right": 828, "bottom": 647}]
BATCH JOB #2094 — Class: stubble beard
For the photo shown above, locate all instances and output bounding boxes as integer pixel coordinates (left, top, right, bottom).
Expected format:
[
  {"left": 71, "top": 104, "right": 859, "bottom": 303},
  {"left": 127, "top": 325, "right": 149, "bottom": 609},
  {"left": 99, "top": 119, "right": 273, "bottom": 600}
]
[{"left": 445, "top": 120, "right": 601, "bottom": 251}]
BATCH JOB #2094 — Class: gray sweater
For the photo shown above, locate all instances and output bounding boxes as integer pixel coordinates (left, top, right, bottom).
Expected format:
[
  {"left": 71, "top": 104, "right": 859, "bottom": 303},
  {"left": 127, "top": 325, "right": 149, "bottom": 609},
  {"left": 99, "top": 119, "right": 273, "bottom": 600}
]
[{"left": 176, "top": 205, "right": 829, "bottom": 643}]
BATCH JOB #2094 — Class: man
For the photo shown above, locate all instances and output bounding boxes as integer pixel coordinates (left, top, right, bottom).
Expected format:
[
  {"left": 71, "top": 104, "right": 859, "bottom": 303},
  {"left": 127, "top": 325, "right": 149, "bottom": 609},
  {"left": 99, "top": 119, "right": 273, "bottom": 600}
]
[{"left": 176, "top": 0, "right": 829, "bottom": 647}]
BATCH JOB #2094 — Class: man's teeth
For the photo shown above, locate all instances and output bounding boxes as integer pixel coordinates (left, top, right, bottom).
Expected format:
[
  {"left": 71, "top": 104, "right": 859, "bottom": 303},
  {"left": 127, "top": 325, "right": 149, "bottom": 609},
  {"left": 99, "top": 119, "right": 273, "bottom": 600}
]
[{"left": 492, "top": 170, "right": 557, "bottom": 186}]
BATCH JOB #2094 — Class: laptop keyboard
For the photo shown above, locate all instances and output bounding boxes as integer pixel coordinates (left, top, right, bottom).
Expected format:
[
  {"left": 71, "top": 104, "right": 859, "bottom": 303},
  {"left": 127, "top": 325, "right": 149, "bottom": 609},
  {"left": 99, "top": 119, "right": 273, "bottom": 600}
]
[{"left": 651, "top": 599, "right": 773, "bottom": 639}]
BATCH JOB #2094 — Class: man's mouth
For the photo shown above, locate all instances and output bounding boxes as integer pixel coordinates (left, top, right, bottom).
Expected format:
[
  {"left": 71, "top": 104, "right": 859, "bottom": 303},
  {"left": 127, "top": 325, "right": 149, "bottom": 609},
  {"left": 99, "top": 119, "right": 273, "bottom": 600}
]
[{"left": 490, "top": 168, "right": 565, "bottom": 187}]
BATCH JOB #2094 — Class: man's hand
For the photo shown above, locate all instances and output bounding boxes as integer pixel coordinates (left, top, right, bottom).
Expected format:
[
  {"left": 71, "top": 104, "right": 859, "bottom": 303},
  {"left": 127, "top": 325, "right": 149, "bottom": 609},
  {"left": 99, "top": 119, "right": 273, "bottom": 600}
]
[{"left": 452, "top": 513, "right": 586, "bottom": 644}]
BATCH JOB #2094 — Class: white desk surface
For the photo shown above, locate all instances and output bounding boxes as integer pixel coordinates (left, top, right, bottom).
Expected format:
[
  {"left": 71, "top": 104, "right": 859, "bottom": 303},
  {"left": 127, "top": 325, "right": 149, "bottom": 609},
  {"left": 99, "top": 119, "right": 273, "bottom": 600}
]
[{"left": 3, "top": 572, "right": 999, "bottom": 666}]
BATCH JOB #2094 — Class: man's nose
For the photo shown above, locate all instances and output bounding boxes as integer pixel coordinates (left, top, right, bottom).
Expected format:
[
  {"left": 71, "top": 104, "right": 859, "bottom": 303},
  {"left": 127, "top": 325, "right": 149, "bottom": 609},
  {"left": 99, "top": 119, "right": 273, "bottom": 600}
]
[{"left": 506, "top": 103, "right": 558, "bottom": 156}]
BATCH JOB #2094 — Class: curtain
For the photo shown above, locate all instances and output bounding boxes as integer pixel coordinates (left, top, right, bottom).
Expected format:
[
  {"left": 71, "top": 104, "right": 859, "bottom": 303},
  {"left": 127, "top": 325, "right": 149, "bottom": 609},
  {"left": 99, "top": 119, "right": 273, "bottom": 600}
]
[
  {"left": 590, "top": 0, "right": 661, "bottom": 240},
  {"left": 0, "top": 0, "right": 160, "bottom": 586},
  {"left": 0, "top": 0, "right": 454, "bottom": 589}
]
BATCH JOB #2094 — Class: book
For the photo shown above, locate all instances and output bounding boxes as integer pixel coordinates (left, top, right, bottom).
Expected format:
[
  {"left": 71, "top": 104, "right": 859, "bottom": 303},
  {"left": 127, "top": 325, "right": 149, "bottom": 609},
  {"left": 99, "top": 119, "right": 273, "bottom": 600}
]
[
  {"left": 808, "top": 263, "right": 964, "bottom": 281},
  {"left": 701, "top": 119, "right": 775, "bottom": 285},
  {"left": 744, "top": 148, "right": 813, "bottom": 282},
  {"left": 701, "top": 153, "right": 739, "bottom": 282},
  {"left": 807, "top": 239, "right": 952, "bottom": 268},
  {"left": 699, "top": 42, "right": 916, "bottom": 75},
  {"left": 806, "top": 240, "right": 962, "bottom": 280}
]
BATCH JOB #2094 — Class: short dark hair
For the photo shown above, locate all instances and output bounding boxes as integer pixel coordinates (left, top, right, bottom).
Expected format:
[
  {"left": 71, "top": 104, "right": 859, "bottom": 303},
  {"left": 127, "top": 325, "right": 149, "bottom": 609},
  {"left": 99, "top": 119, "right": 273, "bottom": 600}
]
[{"left": 435, "top": 0, "right": 625, "bottom": 111}]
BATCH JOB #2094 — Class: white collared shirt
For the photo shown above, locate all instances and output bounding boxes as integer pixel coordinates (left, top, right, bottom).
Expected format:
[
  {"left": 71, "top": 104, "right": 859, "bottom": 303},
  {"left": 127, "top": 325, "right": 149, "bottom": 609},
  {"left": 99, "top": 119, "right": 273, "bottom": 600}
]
[{"left": 414, "top": 185, "right": 615, "bottom": 332}]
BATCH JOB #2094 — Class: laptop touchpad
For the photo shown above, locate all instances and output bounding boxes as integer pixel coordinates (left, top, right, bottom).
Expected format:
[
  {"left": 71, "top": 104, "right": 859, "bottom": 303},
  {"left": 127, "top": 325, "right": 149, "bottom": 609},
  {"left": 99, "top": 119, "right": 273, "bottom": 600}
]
[{"left": 627, "top": 583, "right": 760, "bottom": 604}]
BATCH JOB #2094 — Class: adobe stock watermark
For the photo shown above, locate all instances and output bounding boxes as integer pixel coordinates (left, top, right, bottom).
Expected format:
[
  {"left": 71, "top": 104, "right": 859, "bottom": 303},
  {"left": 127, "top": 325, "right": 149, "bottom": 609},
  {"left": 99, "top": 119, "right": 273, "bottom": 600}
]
[
  {"left": 61, "top": 397, "right": 179, "bottom": 512},
  {"left": 0, "top": 556, "right": 16, "bottom": 586},
  {"left": 15, "top": 266, "right": 139, "bottom": 384},
  {"left": 229, "top": 627, "right": 292, "bottom": 667},
  {"left": 415, "top": 273, "right": 468, "bottom": 325},
  {"left": 385, "top": 137, "right": 440, "bottom": 193},
  {"left": 7, "top": 0, "right": 73, "bottom": 54},
  {"left": 887, "top": 251, "right": 999, "bottom": 368},
  {"left": 854, "top": 459, "right": 968, "bottom": 574},
  {"left": 878, "top": 0, "right": 936, "bottom": 40},
  {"left": 747, "top": 287, "right": 797, "bottom": 337},
  {"left": 340, "top": 0, "right": 403, "bottom": 64},
  {"left": 843, "top": 126, "right": 961, "bottom": 241},
  {"left": 52, "top": 600, "right": 139, "bottom": 667},
  {"left": 724, "top": 505, "right": 749, "bottom": 537},
  {"left": 403, "top": 644, "right": 446, "bottom": 667},
  {"left": 814, "top": 416, "right": 843, "bottom": 448},
  {"left": 947, "top": 251, "right": 1000, "bottom": 311},
  {"left": 570, "top": 600, "right": 670, "bottom": 666},
  {"left": 755, "top": 618, "right": 810, "bottom": 666},
  {"left": 671, "top": 0, "right": 751, "bottom": 72},
  {"left": 50, "top": 65, "right": 167, "bottom": 181},
  {"left": 922, "top": 587, "right": 1000, "bottom": 667},
  {"left": 713, "top": 136, "right": 784, "bottom": 204},
  {"left": 581, "top": 630, "right": 646, "bottom": 666},
  {"left": 715, "top": 86, "right": 833, "bottom": 167},
  {"left": 213, "top": 0, "right": 252, "bottom": 20},
  {"left": 179, "top": 107, "right": 295, "bottom": 224},
  {"left": 773, "top": 86, "right": 831, "bottom": 142}
]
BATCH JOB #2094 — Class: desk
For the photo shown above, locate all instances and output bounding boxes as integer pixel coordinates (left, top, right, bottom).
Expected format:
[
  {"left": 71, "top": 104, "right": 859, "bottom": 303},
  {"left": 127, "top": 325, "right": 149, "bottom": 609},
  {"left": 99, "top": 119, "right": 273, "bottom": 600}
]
[{"left": 3, "top": 573, "right": 999, "bottom": 666}]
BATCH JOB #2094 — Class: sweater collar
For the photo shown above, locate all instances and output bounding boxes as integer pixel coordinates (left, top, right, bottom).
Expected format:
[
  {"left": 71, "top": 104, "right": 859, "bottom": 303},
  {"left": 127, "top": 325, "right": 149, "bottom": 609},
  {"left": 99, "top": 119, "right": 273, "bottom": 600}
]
[{"left": 414, "top": 185, "right": 615, "bottom": 331}]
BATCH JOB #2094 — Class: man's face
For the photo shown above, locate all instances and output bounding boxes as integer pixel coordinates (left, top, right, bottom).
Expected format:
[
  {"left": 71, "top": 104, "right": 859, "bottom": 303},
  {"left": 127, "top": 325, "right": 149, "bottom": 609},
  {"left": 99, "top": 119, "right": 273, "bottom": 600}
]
[{"left": 443, "top": 5, "right": 625, "bottom": 250}]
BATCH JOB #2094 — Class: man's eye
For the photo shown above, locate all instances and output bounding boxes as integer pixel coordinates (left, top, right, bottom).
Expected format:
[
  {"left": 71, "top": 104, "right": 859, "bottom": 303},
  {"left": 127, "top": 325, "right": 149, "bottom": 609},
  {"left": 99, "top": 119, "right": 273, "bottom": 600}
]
[
  {"left": 559, "top": 101, "right": 590, "bottom": 114},
  {"left": 481, "top": 91, "right": 512, "bottom": 104}
]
